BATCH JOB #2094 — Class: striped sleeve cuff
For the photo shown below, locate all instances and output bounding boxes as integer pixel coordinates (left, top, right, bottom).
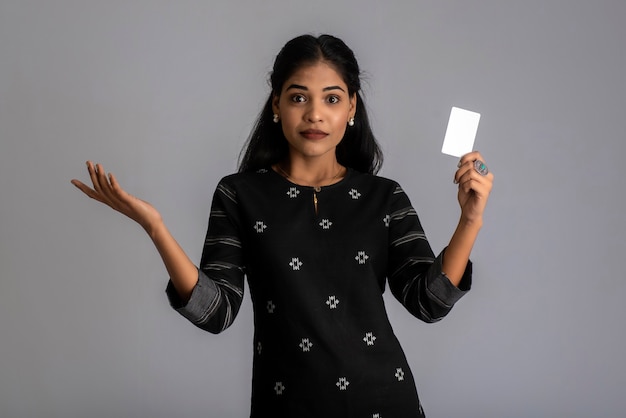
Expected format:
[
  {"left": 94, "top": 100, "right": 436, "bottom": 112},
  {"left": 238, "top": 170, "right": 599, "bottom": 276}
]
[
  {"left": 427, "top": 249, "right": 472, "bottom": 306},
  {"left": 166, "top": 269, "right": 220, "bottom": 321}
]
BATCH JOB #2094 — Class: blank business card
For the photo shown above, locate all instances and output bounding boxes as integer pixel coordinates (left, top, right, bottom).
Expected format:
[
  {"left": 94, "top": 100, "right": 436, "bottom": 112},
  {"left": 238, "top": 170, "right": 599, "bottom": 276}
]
[{"left": 441, "top": 107, "right": 481, "bottom": 158}]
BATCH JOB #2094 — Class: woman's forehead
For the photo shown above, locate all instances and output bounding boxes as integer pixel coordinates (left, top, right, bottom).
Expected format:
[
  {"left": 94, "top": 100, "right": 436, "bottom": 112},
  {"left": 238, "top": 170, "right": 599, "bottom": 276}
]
[{"left": 281, "top": 61, "right": 347, "bottom": 91}]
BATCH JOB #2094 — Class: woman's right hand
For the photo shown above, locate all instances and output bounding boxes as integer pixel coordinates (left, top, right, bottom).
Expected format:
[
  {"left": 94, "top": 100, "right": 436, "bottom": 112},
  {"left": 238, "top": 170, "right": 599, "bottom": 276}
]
[{"left": 71, "top": 161, "right": 163, "bottom": 235}]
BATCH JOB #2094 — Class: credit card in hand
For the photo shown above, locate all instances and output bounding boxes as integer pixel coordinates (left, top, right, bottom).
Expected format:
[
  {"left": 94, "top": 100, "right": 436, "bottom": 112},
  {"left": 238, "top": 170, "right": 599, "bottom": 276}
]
[{"left": 441, "top": 107, "right": 481, "bottom": 157}]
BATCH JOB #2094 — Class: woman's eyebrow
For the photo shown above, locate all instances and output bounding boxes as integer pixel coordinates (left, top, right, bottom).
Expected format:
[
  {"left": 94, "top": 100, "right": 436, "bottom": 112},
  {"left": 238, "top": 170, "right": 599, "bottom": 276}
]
[
  {"left": 286, "top": 84, "right": 307, "bottom": 91},
  {"left": 285, "top": 84, "right": 346, "bottom": 92}
]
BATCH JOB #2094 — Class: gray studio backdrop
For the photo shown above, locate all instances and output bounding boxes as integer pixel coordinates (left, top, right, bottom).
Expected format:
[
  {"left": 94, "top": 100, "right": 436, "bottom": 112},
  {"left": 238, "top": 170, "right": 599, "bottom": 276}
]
[{"left": 1, "top": 1, "right": 624, "bottom": 417}]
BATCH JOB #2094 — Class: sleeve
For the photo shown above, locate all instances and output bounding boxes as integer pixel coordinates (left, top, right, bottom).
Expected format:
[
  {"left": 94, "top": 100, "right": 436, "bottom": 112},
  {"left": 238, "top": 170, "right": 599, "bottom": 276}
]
[
  {"left": 386, "top": 183, "right": 472, "bottom": 323},
  {"left": 165, "top": 179, "right": 246, "bottom": 334}
]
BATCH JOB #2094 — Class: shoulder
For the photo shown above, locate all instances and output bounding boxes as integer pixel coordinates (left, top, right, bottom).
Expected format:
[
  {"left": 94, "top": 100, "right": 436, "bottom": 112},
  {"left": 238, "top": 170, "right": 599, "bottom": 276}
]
[
  {"left": 217, "top": 169, "right": 275, "bottom": 189},
  {"left": 348, "top": 172, "right": 417, "bottom": 215},
  {"left": 212, "top": 169, "right": 286, "bottom": 203},
  {"left": 349, "top": 170, "right": 403, "bottom": 193}
]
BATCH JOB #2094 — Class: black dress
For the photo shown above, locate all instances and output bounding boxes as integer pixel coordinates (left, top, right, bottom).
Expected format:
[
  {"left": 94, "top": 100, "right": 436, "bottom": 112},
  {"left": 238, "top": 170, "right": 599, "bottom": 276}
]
[{"left": 167, "top": 168, "right": 472, "bottom": 418}]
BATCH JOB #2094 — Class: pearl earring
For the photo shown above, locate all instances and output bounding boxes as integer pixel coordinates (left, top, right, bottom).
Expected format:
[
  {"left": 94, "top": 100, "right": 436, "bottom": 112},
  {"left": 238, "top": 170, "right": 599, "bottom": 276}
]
[
  {"left": 348, "top": 117, "right": 355, "bottom": 127},
  {"left": 273, "top": 114, "right": 280, "bottom": 123}
]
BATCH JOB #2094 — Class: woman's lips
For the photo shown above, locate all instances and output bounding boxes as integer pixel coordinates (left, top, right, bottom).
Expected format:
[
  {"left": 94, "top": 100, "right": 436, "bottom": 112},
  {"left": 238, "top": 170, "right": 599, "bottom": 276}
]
[{"left": 300, "top": 129, "right": 328, "bottom": 140}]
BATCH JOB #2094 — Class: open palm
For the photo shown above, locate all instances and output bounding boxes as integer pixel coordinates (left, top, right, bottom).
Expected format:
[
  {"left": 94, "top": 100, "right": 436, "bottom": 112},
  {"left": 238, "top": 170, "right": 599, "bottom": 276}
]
[{"left": 71, "top": 161, "right": 162, "bottom": 233}]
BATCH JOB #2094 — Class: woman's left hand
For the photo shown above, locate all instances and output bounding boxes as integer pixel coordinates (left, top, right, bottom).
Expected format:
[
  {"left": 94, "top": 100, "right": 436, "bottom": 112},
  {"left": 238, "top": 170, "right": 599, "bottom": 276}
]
[{"left": 454, "top": 151, "right": 494, "bottom": 224}]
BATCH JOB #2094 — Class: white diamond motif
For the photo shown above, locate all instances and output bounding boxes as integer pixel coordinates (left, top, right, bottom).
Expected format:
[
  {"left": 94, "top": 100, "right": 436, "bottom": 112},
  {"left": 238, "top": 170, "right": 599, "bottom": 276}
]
[
  {"left": 336, "top": 377, "right": 350, "bottom": 390},
  {"left": 326, "top": 295, "right": 340, "bottom": 309},
  {"left": 299, "top": 338, "right": 313, "bottom": 352},
  {"left": 319, "top": 219, "right": 332, "bottom": 229},
  {"left": 383, "top": 214, "right": 390, "bottom": 227},
  {"left": 363, "top": 332, "right": 377, "bottom": 346},
  {"left": 395, "top": 368, "right": 405, "bottom": 381},
  {"left": 289, "top": 257, "right": 303, "bottom": 270},
  {"left": 267, "top": 300, "right": 276, "bottom": 314},
  {"left": 257, "top": 342, "right": 262, "bottom": 355},
  {"left": 349, "top": 188, "right": 361, "bottom": 199},
  {"left": 287, "top": 187, "right": 300, "bottom": 198},
  {"left": 254, "top": 221, "right": 267, "bottom": 233},
  {"left": 355, "top": 251, "right": 369, "bottom": 264},
  {"left": 274, "top": 381, "right": 285, "bottom": 395}
]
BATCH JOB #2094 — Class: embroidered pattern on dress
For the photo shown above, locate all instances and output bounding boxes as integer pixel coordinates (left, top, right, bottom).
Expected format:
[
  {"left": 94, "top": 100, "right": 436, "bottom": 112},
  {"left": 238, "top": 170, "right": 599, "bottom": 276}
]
[
  {"left": 363, "top": 332, "right": 377, "bottom": 346},
  {"left": 289, "top": 257, "right": 303, "bottom": 270},
  {"left": 326, "top": 295, "right": 340, "bottom": 309},
  {"left": 349, "top": 188, "right": 361, "bottom": 199},
  {"left": 274, "top": 382, "right": 285, "bottom": 395},
  {"left": 383, "top": 214, "right": 391, "bottom": 227},
  {"left": 355, "top": 251, "right": 369, "bottom": 264},
  {"left": 395, "top": 368, "right": 405, "bottom": 381},
  {"left": 254, "top": 221, "right": 267, "bottom": 233},
  {"left": 319, "top": 219, "right": 332, "bottom": 229},
  {"left": 256, "top": 342, "right": 262, "bottom": 355},
  {"left": 266, "top": 300, "right": 276, "bottom": 314},
  {"left": 336, "top": 377, "right": 350, "bottom": 390},
  {"left": 299, "top": 338, "right": 313, "bottom": 352},
  {"left": 287, "top": 187, "right": 300, "bottom": 198}
]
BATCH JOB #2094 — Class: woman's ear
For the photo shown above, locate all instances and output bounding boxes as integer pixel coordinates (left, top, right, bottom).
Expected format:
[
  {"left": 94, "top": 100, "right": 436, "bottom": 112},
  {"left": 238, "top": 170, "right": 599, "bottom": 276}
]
[
  {"left": 349, "top": 93, "right": 357, "bottom": 118},
  {"left": 272, "top": 94, "right": 280, "bottom": 115}
]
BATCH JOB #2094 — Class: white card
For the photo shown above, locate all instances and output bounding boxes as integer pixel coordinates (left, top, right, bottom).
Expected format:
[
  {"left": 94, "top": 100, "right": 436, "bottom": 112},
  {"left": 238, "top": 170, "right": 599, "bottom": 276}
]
[{"left": 441, "top": 107, "right": 481, "bottom": 157}]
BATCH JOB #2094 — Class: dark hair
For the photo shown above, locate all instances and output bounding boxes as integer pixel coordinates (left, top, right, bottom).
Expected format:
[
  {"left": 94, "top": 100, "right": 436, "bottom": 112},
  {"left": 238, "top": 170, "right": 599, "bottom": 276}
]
[{"left": 238, "top": 34, "right": 383, "bottom": 174}]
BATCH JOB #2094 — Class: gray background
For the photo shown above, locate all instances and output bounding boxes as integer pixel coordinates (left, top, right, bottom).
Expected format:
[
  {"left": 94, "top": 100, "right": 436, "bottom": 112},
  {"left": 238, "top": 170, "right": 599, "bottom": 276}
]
[{"left": 1, "top": 1, "right": 624, "bottom": 417}]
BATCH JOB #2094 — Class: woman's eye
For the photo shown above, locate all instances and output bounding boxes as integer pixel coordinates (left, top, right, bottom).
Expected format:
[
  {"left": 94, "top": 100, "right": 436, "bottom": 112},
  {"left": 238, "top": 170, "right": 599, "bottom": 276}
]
[
  {"left": 291, "top": 95, "right": 306, "bottom": 103},
  {"left": 327, "top": 95, "right": 340, "bottom": 104}
]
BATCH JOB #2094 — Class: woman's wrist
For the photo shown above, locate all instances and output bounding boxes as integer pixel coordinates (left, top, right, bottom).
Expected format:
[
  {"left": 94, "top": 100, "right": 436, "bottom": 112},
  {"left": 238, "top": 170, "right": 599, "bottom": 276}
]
[
  {"left": 144, "top": 217, "right": 167, "bottom": 241},
  {"left": 458, "top": 214, "right": 483, "bottom": 230}
]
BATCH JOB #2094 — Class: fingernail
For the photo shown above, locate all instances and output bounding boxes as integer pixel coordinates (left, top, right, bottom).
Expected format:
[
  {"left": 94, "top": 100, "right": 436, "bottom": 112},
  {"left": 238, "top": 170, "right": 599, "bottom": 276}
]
[
  {"left": 453, "top": 178, "right": 459, "bottom": 184},
  {"left": 457, "top": 161, "right": 462, "bottom": 168}
]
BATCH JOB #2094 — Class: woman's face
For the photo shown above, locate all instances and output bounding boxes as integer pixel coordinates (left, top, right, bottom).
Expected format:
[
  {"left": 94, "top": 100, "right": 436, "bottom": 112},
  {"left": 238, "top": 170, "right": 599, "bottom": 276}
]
[{"left": 272, "top": 61, "right": 356, "bottom": 164}]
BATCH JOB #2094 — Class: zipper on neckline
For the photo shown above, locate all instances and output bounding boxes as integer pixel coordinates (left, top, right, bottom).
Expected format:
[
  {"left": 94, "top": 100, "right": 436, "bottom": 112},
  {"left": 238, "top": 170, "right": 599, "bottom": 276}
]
[{"left": 313, "top": 187, "right": 321, "bottom": 215}]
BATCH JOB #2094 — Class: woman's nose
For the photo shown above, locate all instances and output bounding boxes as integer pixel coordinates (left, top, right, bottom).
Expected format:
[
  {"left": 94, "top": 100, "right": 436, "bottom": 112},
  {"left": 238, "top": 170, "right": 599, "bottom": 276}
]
[{"left": 304, "top": 102, "right": 322, "bottom": 122}]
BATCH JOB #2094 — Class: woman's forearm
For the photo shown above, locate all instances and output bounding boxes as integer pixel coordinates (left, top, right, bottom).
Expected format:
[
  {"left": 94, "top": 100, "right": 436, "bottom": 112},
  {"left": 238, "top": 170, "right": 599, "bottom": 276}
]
[
  {"left": 146, "top": 221, "right": 198, "bottom": 302},
  {"left": 441, "top": 217, "right": 482, "bottom": 287}
]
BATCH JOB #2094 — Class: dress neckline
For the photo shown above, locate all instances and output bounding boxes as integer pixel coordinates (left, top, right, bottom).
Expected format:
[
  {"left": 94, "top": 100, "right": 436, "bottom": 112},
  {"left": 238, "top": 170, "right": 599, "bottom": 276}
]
[{"left": 267, "top": 166, "right": 353, "bottom": 191}]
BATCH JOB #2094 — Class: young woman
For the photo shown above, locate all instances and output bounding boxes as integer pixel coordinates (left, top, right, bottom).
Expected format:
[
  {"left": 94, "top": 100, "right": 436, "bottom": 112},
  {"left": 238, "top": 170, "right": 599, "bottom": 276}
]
[{"left": 72, "top": 34, "right": 493, "bottom": 418}]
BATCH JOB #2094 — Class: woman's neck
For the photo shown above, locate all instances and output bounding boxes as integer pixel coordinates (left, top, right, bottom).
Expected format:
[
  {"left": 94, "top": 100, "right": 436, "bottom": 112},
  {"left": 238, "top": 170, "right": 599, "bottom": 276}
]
[{"left": 274, "top": 157, "right": 346, "bottom": 188}]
